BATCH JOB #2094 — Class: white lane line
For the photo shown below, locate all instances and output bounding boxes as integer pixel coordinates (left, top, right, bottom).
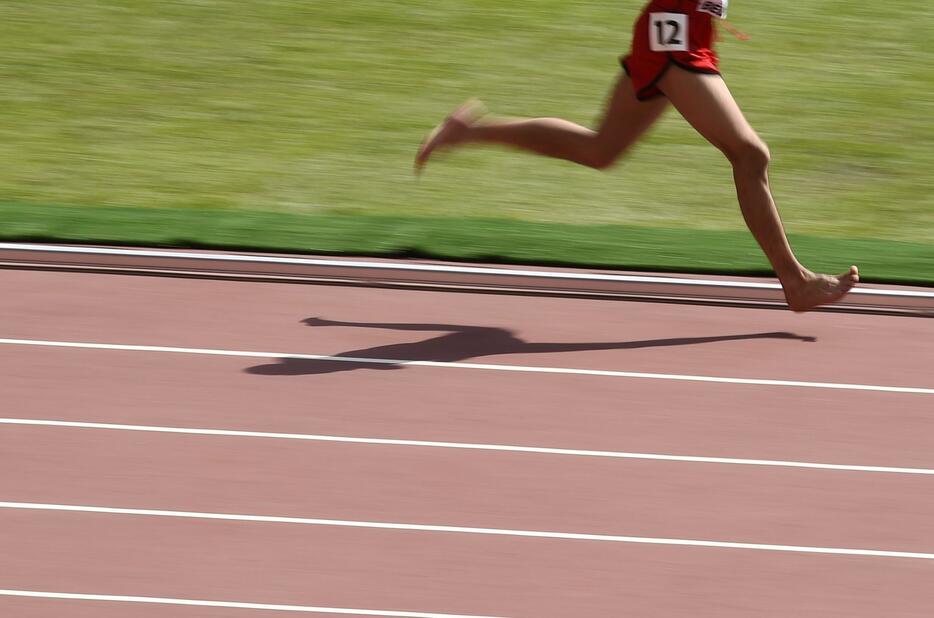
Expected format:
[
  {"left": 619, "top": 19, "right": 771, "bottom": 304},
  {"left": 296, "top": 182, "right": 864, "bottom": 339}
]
[
  {"left": 1, "top": 338, "right": 931, "bottom": 395},
  {"left": 0, "top": 589, "right": 508, "bottom": 617},
  {"left": 4, "top": 418, "right": 933, "bottom": 476},
  {"left": 3, "top": 501, "right": 933, "bottom": 561}
]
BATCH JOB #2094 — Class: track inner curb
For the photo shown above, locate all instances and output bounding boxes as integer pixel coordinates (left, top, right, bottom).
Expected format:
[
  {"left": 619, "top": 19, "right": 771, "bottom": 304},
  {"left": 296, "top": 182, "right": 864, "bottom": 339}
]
[{"left": 1, "top": 243, "right": 931, "bottom": 316}]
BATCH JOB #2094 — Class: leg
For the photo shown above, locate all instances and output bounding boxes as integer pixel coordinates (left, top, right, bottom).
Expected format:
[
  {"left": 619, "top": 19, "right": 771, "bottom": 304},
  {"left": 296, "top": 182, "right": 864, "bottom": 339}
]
[
  {"left": 415, "top": 73, "right": 668, "bottom": 171},
  {"left": 657, "top": 66, "right": 858, "bottom": 312}
]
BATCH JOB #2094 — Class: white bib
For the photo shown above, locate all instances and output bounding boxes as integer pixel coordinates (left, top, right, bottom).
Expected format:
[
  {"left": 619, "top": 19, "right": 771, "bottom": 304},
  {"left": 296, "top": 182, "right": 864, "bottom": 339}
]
[
  {"left": 697, "top": 0, "right": 728, "bottom": 19},
  {"left": 649, "top": 13, "right": 688, "bottom": 52}
]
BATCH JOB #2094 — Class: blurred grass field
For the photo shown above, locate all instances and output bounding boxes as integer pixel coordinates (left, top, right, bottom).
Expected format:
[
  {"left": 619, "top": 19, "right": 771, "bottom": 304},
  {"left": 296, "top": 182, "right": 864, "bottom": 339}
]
[{"left": 1, "top": 1, "right": 932, "bottom": 280}]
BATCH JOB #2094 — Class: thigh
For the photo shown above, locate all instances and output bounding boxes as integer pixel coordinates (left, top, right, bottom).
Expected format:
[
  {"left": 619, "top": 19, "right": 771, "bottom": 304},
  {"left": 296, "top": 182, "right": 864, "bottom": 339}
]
[
  {"left": 656, "top": 65, "right": 762, "bottom": 154},
  {"left": 595, "top": 72, "right": 670, "bottom": 149}
]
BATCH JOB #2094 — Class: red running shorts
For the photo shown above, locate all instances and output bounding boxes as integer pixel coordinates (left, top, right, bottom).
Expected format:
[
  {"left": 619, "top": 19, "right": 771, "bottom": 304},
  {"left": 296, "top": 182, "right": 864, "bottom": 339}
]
[{"left": 620, "top": 0, "right": 724, "bottom": 100}]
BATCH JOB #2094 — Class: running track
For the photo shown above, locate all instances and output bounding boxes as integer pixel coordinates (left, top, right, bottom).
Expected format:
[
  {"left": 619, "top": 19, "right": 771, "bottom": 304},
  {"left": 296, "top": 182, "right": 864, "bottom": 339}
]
[{"left": 2, "top": 265, "right": 933, "bottom": 617}]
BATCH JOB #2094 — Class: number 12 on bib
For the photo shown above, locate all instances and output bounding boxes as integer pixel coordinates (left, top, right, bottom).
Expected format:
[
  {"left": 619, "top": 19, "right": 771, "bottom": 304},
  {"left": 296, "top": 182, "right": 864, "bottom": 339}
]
[{"left": 649, "top": 13, "right": 688, "bottom": 52}]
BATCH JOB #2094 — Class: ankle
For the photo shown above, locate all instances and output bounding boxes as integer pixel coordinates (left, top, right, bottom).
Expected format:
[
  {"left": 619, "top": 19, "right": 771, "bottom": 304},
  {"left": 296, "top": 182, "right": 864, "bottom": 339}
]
[{"left": 776, "top": 265, "right": 810, "bottom": 288}]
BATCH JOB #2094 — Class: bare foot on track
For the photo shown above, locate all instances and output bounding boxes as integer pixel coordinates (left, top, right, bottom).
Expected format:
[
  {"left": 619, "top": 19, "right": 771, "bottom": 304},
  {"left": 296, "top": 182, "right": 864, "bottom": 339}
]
[
  {"left": 782, "top": 266, "right": 860, "bottom": 312},
  {"left": 414, "top": 99, "right": 487, "bottom": 174}
]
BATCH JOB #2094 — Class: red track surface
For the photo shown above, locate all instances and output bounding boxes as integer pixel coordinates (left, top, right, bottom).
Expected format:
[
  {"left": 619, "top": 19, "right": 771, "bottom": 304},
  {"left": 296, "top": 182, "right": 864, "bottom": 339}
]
[{"left": 2, "top": 268, "right": 933, "bottom": 617}]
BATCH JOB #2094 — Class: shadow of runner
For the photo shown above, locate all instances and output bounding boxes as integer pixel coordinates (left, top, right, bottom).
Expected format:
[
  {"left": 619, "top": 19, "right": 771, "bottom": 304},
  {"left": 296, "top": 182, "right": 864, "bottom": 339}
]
[{"left": 245, "top": 317, "right": 816, "bottom": 376}]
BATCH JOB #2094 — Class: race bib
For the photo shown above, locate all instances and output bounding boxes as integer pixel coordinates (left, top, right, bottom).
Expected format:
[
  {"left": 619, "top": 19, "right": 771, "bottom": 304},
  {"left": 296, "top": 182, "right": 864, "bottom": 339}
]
[
  {"left": 697, "top": 0, "right": 728, "bottom": 19},
  {"left": 649, "top": 12, "right": 688, "bottom": 52}
]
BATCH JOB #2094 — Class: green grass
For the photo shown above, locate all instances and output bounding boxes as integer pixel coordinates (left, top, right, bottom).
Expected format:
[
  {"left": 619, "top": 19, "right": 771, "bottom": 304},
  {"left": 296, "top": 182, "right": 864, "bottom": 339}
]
[
  {"left": 4, "top": 203, "right": 932, "bottom": 286},
  {"left": 1, "top": 1, "right": 932, "bottom": 280}
]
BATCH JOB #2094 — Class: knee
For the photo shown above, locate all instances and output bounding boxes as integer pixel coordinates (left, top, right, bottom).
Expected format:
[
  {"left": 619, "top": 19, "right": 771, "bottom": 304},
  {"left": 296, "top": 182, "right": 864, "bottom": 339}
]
[
  {"left": 724, "top": 137, "right": 770, "bottom": 173},
  {"left": 585, "top": 141, "right": 627, "bottom": 171}
]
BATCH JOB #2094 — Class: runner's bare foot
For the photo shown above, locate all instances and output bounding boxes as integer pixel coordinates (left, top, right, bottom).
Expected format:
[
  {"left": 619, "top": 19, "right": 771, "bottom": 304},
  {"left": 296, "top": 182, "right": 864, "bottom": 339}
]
[
  {"left": 782, "top": 266, "right": 859, "bottom": 312},
  {"left": 414, "top": 99, "right": 487, "bottom": 174}
]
